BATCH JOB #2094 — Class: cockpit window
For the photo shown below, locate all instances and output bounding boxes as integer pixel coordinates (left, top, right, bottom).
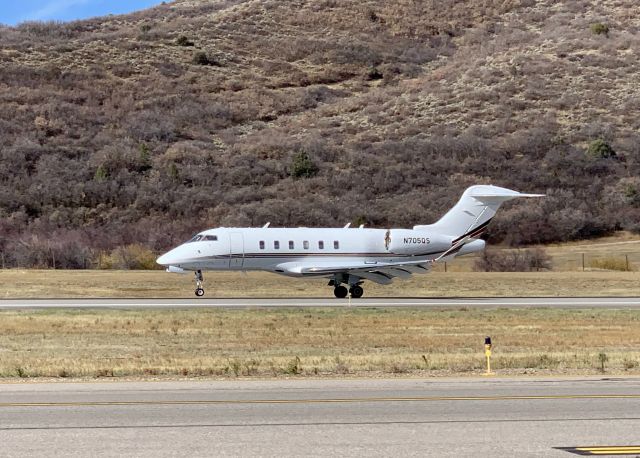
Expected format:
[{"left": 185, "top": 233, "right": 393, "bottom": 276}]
[{"left": 187, "top": 234, "right": 217, "bottom": 243}]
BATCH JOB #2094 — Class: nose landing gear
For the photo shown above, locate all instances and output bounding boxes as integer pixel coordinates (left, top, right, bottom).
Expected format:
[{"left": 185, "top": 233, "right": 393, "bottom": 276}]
[{"left": 194, "top": 270, "right": 204, "bottom": 297}]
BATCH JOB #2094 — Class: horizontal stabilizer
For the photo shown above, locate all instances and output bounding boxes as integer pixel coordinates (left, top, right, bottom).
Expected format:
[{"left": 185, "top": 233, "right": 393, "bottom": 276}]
[{"left": 467, "top": 188, "right": 544, "bottom": 200}]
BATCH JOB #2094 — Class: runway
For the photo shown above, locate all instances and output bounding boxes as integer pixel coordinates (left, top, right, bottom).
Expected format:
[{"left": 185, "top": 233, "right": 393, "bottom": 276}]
[
  {"left": 1, "top": 297, "right": 640, "bottom": 309},
  {"left": 2, "top": 377, "right": 640, "bottom": 457}
]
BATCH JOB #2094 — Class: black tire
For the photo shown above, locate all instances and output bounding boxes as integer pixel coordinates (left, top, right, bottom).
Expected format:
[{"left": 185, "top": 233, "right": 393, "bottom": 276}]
[
  {"left": 350, "top": 285, "right": 364, "bottom": 298},
  {"left": 195, "top": 288, "right": 205, "bottom": 297},
  {"left": 334, "top": 286, "right": 348, "bottom": 298}
]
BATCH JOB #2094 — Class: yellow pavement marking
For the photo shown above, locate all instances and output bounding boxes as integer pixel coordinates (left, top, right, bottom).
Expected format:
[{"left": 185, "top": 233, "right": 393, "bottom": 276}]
[
  {"left": 589, "top": 451, "right": 640, "bottom": 455},
  {"left": 1, "top": 393, "right": 640, "bottom": 408},
  {"left": 568, "top": 446, "right": 640, "bottom": 456}
]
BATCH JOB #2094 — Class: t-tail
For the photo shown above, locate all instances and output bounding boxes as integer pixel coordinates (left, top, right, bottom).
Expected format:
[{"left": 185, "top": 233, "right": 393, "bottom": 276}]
[{"left": 414, "top": 185, "right": 544, "bottom": 242}]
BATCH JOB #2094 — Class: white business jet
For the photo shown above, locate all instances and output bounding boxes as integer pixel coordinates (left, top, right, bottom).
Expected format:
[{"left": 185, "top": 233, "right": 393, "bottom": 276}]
[{"left": 157, "top": 185, "right": 542, "bottom": 297}]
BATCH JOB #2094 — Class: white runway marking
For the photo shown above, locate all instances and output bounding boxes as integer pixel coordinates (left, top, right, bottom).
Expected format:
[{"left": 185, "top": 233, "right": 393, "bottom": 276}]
[{"left": 1, "top": 297, "right": 640, "bottom": 309}]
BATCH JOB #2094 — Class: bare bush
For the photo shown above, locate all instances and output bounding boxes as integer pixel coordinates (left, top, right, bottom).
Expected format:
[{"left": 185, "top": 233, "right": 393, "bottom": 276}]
[{"left": 474, "top": 248, "right": 552, "bottom": 272}]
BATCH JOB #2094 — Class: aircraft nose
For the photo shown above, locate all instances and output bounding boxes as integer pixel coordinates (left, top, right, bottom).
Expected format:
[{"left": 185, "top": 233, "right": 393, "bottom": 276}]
[{"left": 156, "top": 249, "right": 178, "bottom": 266}]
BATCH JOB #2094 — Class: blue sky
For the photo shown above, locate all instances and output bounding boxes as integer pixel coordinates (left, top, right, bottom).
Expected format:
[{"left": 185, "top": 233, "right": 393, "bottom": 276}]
[{"left": 0, "top": 1, "right": 163, "bottom": 26}]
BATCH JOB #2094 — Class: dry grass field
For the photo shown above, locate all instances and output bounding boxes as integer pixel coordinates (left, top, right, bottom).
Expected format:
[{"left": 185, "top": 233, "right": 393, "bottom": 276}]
[
  {"left": 1, "top": 270, "right": 640, "bottom": 298},
  {"left": 1, "top": 235, "right": 639, "bottom": 380},
  {"left": 1, "top": 307, "right": 639, "bottom": 379}
]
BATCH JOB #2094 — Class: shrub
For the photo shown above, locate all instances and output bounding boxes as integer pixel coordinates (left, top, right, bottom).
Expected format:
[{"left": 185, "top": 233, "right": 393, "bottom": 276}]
[
  {"left": 352, "top": 215, "right": 368, "bottom": 227},
  {"left": 96, "top": 368, "right": 115, "bottom": 377},
  {"left": 193, "top": 51, "right": 210, "bottom": 65},
  {"left": 590, "top": 23, "right": 609, "bottom": 36},
  {"left": 140, "top": 23, "right": 152, "bottom": 34},
  {"left": 192, "top": 51, "right": 220, "bottom": 66},
  {"left": 474, "top": 247, "right": 552, "bottom": 272},
  {"left": 175, "top": 35, "right": 194, "bottom": 46},
  {"left": 284, "top": 356, "right": 301, "bottom": 375},
  {"left": 169, "top": 163, "right": 180, "bottom": 180},
  {"left": 290, "top": 151, "right": 318, "bottom": 178},
  {"left": 94, "top": 164, "right": 108, "bottom": 181},
  {"left": 624, "top": 185, "right": 640, "bottom": 206},
  {"left": 137, "top": 143, "right": 152, "bottom": 172},
  {"left": 366, "top": 66, "right": 383, "bottom": 81},
  {"left": 97, "top": 244, "right": 159, "bottom": 270},
  {"left": 598, "top": 352, "right": 608, "bottom": 372},
  {"left": 587, "top": 139, "right": 616, "bottom": 159}
]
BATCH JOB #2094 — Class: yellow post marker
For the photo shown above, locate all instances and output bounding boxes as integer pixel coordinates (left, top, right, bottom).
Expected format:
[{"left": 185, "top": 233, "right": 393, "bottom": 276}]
[{"left": 484, "top": 336, "right": 493, "bottom": 375}]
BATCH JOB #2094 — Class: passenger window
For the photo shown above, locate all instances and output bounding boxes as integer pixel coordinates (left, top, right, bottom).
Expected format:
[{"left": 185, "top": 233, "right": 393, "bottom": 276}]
[
  {"left": 303, "top": 241, "right": 309, "bottom": 250},
  {"left": 203, "top": 235, "right": 217, "bottom": 241},
  {"left": 318, "top": 241, "right": 324, "bottom": 249},
  {"left": 289, "top": 241, "right": 294, "bottom": 249},
  {"left": 274, "top": 241, "right": 280, "bottom": 249},
  {"left": 334, "top": 240, "right": 339, "bottom": 249},
  {"left": 259, "top": 241, "right": 265, "bottom": 250}
]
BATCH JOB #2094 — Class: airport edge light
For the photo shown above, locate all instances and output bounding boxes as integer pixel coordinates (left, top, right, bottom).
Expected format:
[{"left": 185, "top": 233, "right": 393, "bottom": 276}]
[{"left": 484, "top": 336, "right": 493, "bottom": 375}]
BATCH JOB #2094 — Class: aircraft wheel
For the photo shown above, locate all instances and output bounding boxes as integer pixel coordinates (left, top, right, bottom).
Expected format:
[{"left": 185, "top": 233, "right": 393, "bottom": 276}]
[
  {"left": 195, "top": 288, "right": 205, "bottom": 297},
  {"left": 334, "top": 286, "right": 348, "bottom": 298},
  {"left": 350, "top": 285, "right": 364, "bottom": 299}
]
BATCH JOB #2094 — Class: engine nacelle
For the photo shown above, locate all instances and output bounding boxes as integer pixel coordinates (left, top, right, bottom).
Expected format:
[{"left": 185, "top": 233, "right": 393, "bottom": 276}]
[{"left": 385, "top": 229, "right": 451, "bottom": 255}]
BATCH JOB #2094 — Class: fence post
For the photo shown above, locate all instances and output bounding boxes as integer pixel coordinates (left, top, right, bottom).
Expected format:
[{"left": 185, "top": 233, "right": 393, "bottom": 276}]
[
  {"left": 582, "top": 253, "right": 585, "bottom": 271},
  {"left": 626, "top": 254, "right": 629, "bottom": 271}
]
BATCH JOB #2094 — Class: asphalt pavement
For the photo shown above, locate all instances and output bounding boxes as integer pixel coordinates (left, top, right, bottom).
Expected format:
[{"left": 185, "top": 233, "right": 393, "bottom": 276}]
[{"left": 1, "top": 377, "right": 639, "bottom": 457}]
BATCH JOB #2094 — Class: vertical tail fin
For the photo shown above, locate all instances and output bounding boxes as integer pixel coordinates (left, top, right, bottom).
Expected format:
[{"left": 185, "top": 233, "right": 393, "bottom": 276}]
[{"left": 415, "top": 185, "right": 543, "bottom": 239}]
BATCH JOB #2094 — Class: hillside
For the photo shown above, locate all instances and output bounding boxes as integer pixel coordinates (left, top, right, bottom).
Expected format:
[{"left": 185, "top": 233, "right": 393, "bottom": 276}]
[{"left": 0, "top": 0, "right": 639, "bottom": 267}]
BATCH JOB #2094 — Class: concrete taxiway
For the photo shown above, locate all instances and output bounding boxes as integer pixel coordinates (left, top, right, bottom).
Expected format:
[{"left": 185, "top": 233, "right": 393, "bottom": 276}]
[
  {"left": 1, "top": 377, "right": 639, "bottom": 457},
  {"left": 1, "top": 297, "right": 640, "bottom": 309}
]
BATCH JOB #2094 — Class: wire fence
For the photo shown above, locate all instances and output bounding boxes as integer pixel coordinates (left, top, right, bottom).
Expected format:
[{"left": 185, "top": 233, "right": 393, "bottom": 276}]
[{"left": 434, "top": 249, "right": 640, "bottom": 272}]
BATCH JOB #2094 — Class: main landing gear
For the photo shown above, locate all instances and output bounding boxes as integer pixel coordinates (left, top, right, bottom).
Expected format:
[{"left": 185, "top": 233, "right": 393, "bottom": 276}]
[
  {"left": 334, "top": 285, "right": 348, "bottom": 298},
  {"left": 350, "top": 285, "right": 364, "bottom": 299},
  {"left": 330, "top": 276, "right": 364, "bottom": 299},
  {"left": 194, "top": 270, "right": 204, "bottom": 297}
]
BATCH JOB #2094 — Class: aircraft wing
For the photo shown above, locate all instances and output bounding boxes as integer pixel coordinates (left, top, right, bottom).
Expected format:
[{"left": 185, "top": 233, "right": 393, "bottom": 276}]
[{"left": 275, "top": 260, "right": 432, "bottom": 285}]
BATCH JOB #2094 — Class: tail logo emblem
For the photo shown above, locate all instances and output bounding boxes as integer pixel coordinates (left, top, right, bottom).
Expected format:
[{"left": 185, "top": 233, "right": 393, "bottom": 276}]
[{"left": 384, "top": 230, "right": 391, "bottom": 250}]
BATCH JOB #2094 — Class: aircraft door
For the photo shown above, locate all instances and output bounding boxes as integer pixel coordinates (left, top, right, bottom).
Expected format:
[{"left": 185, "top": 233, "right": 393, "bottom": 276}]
[{"left": 229, "top": 232, "right": 244, "bottom": 269}]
